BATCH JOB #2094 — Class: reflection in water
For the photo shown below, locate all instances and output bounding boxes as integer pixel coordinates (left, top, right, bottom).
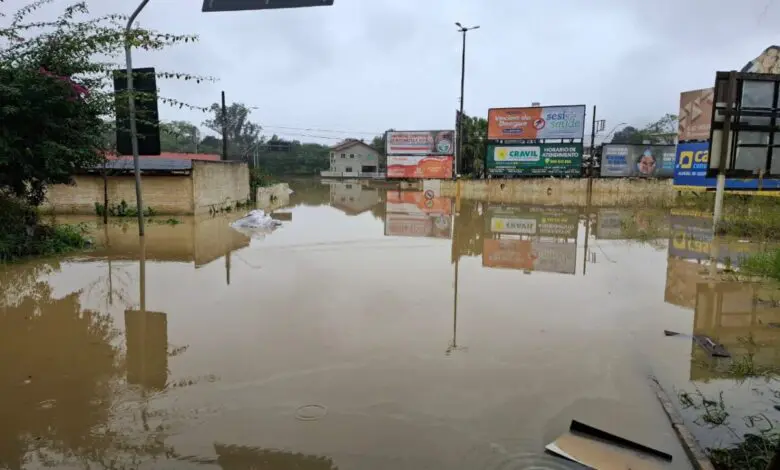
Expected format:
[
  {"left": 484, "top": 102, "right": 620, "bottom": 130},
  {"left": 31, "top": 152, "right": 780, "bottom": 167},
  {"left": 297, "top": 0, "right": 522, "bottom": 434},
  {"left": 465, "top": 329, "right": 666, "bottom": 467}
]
[
  {"left": 5, "top": 181, "right": 752, "bottom": 468},
  {"left": 214, "top": 444, "right": 338, "bottom": 470}
]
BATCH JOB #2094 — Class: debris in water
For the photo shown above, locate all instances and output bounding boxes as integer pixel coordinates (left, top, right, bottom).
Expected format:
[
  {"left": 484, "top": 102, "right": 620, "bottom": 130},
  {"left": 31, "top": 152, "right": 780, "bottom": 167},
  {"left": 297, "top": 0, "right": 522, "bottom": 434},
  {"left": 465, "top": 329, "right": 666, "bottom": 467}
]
[
  {"left": 546, "top": 420, "right": 672, "bottom": 468},
  {"left": 664, "top": 331, "right": 730, "bottom": 357}
]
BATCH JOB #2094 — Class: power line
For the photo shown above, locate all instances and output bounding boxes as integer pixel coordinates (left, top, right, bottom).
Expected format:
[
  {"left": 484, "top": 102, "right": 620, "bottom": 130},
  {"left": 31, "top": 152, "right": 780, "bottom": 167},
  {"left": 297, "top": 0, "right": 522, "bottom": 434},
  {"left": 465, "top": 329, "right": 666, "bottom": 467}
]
[{"left": 259, "top": 124, "right": 382, "bottom": 136}]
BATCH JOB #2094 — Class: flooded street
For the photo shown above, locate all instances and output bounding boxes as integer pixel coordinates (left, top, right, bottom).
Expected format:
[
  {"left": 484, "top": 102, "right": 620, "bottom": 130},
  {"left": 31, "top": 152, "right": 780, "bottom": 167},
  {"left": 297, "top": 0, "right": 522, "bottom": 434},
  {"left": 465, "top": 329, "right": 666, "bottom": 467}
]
[{"left": 2, "top": 180, "right": 779, "bottom": 469}]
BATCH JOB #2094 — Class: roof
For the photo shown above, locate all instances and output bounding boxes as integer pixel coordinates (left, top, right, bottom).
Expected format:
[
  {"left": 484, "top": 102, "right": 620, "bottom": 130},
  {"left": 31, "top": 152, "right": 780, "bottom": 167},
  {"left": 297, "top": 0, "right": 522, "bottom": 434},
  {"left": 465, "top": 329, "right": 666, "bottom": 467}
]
[
  {"left": 330, "top": 140, "right": 378, "bottom": 154},
  {"left": 107, "top": 152, "right": 220, "bottom": 161}
]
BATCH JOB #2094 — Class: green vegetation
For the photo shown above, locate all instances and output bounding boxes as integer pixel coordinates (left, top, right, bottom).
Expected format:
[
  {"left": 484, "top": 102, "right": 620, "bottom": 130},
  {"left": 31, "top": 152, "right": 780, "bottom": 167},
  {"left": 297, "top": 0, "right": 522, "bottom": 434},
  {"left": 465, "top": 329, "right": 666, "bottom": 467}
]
[
  {"left": 0, "top": 0, "right": 207, "bottom": 259},
  {"left": 675, "top": 192, "right": 780, "bottom": 240},
  {"left": 709, "top": 432, "right": 780, "bottom": 470},
  {"left": 0, "top": 197, "right": 91, "bottom": 262},
  {"left": 94, "top": 200, "right": 157, "bottom": 218},
  {"left": 741, "top": 250, "right": 780, "bottom": 282}
]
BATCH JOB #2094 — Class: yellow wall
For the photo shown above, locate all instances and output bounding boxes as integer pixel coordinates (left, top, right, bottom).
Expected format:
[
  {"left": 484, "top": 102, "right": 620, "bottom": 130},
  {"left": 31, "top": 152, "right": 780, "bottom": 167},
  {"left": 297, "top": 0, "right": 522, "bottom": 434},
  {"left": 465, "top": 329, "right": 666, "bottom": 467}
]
[
  {"left": 192, "top": 161, "right": 250, "bottom": 215},
  {"left": 440, "top": 178, "right": 676, "bottom": 207},
  {"left": 43, "top": 174, "right": 193, "bottom": 215}
]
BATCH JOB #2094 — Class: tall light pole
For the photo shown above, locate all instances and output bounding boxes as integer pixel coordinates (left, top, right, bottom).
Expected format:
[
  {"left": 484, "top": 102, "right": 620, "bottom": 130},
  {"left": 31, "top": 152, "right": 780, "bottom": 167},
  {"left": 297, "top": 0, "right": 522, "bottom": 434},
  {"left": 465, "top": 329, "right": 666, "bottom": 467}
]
[{"left": 456, "top": 22, "right": 479, "bottom": 178}]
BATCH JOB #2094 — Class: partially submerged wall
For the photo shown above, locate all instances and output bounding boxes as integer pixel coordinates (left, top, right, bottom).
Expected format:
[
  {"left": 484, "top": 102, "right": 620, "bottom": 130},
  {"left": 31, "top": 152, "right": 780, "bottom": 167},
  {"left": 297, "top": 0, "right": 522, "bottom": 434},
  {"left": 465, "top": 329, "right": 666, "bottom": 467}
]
[
  {"left": 192, "top": 161, "right": 250, "bottom": 215},
  {"left": 256, "top": 183, "right": 291, "bottom": 209},
  {"left": 440, "top": 178, "right": 676, "bottom": 207},
  {"left": 43, "top": 174, "right": 193, "bottom": 215}
]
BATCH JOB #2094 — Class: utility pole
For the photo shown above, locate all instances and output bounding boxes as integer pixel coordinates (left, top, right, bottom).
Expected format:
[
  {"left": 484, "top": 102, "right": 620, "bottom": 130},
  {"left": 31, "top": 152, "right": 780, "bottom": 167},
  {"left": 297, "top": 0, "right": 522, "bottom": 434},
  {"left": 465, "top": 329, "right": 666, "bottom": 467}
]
[
  {"left": 456, "top": 22, "right": 479, "bottom": 178},
  {"left": 589, "top": 105, "right": 597, "bottom": 181},
  {"left": 124, "top": 0, "right": 152, "bottom": 236},
  {"left": 713, "top": 71, "right": 737, "bottom": 226},
  {"left": 221, "top": 90, "right": 228, "bottom": 161}
]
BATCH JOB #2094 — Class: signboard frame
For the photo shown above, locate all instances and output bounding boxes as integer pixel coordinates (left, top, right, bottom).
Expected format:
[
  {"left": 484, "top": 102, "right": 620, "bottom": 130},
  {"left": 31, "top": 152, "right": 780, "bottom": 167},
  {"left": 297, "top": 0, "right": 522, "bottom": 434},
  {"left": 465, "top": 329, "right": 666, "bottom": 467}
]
[
  {"left": 707, "top": 71, "right": 780, "bottom": 179},
  {"left": 202, "top": 0, "right": 333, "bottom": 12}
]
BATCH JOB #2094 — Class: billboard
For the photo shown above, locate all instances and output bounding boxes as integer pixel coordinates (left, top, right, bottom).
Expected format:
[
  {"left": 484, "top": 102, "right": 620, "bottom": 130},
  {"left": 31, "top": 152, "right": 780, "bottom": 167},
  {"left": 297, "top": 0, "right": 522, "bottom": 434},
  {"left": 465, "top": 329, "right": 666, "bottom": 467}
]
[
  {"left": 668, "top": 213, "right": 758, "bottom": 265},
  {"left": 600, "top": 144, "right": 676, "bottom": 178},
  {"left": 202, "top": 0, "right": 333, "bottom": 12},
  {"left": 673, "top": 141, "right": 780, "bottom": 189},
  {"left": 486, "top": 206, "right": 579, "bottom": 238},
  {"left": 386, "top": 190, "right": 452, "bottom": 215},
  {"left": 678, "top": 88, "right": 714, "bottom": 142},
  {"left": 487, "top": 143, "right": 583, "bottom": 177},
  {"left": 741, "top": 45, "right": 780, "bottom": 73},
  {"left": 387, "top": 156, "right": 453, "bottom": 179},
  {"left": 487, "top": 105, "right": 586, "bottom": 140},
  {"left": 482, "top": 239, "right": 576, "bottom": 274},
  {"left": 385, "top": 130, "right": 455, "bottom": 156},
  {"left": 385, "top": 191, "right": 453, "bottom": 239}
]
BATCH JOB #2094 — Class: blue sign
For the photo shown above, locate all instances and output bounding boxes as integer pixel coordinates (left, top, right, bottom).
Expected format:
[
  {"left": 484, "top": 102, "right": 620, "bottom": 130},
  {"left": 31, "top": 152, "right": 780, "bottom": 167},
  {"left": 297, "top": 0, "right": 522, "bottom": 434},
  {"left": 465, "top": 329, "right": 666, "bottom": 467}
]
[{"left": 673, "top": 141, "right": 780, "bottom": 189}]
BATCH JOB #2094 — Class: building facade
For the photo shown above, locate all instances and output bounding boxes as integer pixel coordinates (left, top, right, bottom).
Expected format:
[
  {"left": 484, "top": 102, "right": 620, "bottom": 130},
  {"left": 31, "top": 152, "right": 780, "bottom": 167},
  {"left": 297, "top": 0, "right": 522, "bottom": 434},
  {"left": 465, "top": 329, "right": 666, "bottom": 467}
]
[{"left": 321, "top": 140, "right": 384, "bottom": 178}]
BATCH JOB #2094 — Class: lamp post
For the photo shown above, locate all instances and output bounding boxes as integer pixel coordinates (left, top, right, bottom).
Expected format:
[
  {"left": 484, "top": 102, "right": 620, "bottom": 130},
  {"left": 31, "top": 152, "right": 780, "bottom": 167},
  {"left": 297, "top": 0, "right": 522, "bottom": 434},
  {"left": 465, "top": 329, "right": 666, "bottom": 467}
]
[{"left": 456, "top": 22, "right": 479, "bottom": 178}]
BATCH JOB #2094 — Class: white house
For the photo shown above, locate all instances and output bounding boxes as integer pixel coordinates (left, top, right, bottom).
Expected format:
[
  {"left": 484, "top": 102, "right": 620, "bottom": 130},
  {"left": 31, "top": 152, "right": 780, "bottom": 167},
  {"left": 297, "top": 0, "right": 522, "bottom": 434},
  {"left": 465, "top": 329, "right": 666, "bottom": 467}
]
[{"left": 321, "top": 140, "right": 384, "bottom": 179}]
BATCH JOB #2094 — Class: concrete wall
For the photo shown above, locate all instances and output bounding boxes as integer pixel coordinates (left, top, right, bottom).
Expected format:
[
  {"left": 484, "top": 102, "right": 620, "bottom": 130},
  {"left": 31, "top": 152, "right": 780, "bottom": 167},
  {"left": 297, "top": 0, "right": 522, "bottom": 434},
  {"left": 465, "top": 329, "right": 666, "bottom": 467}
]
[
  {"left": 192, "top": 161, "right": 250, "bottom": 215},
  {"left": 43, "top": 174, "right": 193, "bottom": 215},
  {"left": 256, "top": 183, "right": 291, "bottom": 209},
  {"left": 440, "top": 178, "right": 676, "bottom": 207}
]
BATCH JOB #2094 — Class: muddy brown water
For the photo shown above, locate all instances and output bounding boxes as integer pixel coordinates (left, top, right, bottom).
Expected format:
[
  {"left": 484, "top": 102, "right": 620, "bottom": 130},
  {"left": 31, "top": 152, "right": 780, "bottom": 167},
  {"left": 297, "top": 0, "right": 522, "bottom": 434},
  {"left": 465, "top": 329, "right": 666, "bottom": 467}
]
[{"left": 1, "top": 180, "right": 778, "bottom": 469}]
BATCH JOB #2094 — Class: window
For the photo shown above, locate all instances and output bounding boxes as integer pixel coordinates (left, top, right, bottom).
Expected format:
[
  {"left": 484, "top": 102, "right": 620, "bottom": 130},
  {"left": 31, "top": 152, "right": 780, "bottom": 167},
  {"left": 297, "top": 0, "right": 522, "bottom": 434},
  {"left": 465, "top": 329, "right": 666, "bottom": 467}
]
[
  {"left": 345, "top": 184, "right": 353, "bottom": 189},
  {"left": 341, "top": 153, "right": 346, "bottom": 158},
  {"left": 346, "top": 166, "right": 353, "bottom": 172},
  {"left": 330, "top": 152, "right": 335, "bottom": 158},
  {"left": 350, "top": 154, "right": 355, "bottom": 158}
]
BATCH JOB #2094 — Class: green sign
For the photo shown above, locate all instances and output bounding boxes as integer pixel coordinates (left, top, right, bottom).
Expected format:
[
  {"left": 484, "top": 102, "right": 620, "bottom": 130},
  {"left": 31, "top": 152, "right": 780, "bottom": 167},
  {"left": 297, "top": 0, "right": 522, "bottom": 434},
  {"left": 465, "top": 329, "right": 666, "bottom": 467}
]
[
  {"left": 486, "top": 206, "right": 580, "bottom": 238},
  {"left": 487, "top": 143, "right": 583, "bottom": 176}
]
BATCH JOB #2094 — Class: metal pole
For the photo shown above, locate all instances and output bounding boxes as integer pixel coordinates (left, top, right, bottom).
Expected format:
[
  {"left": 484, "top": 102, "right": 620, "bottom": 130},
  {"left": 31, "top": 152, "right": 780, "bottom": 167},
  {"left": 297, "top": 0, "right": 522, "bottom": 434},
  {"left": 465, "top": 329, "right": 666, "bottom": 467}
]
[
  {"left": 713, "top": 71, "right": 737, "bottom": 226},
  {"left": 124, "top": 0, "right": 151, "bottom": 237},
  {"left": 589, "top": 105, "right": 597, "bottom": 182},
  {"left": 221, "top": 91, "right": 228, "bottom": 161},
  {"left": 457, "top": 30, "right": 466, "bottom": 178}
]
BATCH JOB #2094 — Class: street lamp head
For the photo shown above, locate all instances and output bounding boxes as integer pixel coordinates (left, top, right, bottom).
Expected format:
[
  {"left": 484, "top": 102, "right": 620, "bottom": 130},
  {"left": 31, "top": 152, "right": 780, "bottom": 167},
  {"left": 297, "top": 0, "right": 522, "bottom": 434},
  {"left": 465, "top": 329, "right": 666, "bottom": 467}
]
[
  {"left": 455, "top": 22, "right": 462, "bottom": 28},
  {"left": 472, "top": 25, "right": 480, "bottom": 29}
]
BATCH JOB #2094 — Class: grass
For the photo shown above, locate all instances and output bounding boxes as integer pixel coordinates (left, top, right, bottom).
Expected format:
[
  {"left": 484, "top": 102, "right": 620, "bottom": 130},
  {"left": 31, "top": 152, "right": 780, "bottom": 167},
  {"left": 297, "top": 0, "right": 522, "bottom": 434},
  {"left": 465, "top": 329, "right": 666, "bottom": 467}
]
[
  {"left": 741, "top": 249, "right": 780, "bottom": 281},
  {"left": 95, "top": 200, "right": 157, "bottom": 218},
  {"left": 675, "top": 192, "right": 780, "bottom": 240},
  {"left": 708, "top": 432, "right": 780, "bottom": 470}
]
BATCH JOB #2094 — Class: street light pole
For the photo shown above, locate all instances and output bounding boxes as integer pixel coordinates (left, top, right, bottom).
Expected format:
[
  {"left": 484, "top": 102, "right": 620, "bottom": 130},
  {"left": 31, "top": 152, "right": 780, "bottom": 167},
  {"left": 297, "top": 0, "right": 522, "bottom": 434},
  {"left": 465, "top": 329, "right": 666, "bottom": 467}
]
[
  {"left": 456, "top": 22, "right": 479, "bottom": 178},
  {"left": 125, "top": 0, "right": 152, "bottom": 236}
]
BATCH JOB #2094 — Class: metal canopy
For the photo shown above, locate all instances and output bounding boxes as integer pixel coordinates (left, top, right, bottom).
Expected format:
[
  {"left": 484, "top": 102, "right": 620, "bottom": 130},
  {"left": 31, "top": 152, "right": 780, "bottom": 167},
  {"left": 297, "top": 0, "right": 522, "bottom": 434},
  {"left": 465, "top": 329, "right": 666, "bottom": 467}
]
[{"left": 202, "top": 0, "right": 333, "bottom": 12}]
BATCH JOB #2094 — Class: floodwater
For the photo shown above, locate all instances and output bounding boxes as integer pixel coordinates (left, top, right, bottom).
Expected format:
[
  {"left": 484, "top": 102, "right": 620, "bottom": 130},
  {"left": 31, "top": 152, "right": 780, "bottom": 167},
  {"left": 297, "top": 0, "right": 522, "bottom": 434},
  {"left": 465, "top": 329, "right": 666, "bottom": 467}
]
[{"left": 1, "top": 179, "right": 778, "bottom": 469}]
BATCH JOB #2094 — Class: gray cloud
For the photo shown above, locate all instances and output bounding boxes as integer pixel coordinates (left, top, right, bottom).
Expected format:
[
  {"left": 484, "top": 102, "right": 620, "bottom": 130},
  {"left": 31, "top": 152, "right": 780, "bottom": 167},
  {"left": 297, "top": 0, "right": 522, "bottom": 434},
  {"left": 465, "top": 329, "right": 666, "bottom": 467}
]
[{"left": 7, "top": 0, "right": 778, "bottom": 142}]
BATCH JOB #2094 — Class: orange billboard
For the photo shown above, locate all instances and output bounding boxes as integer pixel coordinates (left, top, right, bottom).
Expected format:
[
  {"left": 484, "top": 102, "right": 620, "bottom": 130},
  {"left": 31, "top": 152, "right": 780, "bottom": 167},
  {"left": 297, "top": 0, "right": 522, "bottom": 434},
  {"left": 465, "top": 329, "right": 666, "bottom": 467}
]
[
  {"left": 487, "top": 105, "right": 586, "bottom": 140},
  {"left": 387, "top": 156, "right": 453, "bottom": 179},
  {"left": 678, "top": 88, "right": 714, "bottom": 142},
  {"left": 386, "top": 191, "right": 452, "bottom": 215},
  {"left": 482, "top": 239, "right": 536, "bottom": 270}
]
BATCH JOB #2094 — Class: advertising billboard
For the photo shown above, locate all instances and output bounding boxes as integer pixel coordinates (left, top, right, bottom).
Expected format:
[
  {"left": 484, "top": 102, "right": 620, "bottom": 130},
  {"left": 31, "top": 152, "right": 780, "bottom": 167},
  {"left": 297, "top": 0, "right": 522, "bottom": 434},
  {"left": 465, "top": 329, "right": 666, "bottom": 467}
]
[
  {"left": 678, "top": 88, "right": 714, "bottom": 142},
  {"left": 385, "top": 212, "right": 452, "bottom": 239},
  {"left": 482, "top": 239, "right": 576, "bottom": 274},
  {"left": 385, "top": 130, "right": 455, "bottom": 156},
  {"left": 600, "top": 144, "right": 676, "bottom": 178},
  {"left": 673, "top": 141, "right": 780, "bottom": 189},
  {"left": 486, "top": 206, "right": 579, "bottom": 238},
  {"left": 668, "top": 213, "right": 758, "bottom": 265},
  {"left": 386, "top": 190, "right": 452, "bottom": 215},
  {"left": 487, "top": 105, "right": 586, "bottom": 141},
  {"left": 487, "top": 143, "right": 583, "bottom": 177},
  {"left": 387, "top": 156, "right": 453, "bottom": 179},
  {"left": 385, "top": 190, "right": 453, "bottom": 239}
]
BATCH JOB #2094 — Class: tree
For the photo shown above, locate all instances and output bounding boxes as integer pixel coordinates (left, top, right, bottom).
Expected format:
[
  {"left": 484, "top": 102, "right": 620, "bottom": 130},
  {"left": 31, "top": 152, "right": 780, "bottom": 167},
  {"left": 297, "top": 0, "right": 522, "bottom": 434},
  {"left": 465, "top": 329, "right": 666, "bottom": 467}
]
[
  {"left": 610, "top": 114, "right": 679, "bottom": 145},
  {"left": 159, "top": 120, "right": 201, "bottom": 153},
  {"left": 370, "top": 130, "right": 393, "bottom": 169},
  {"left": 0, "top": 0, "right": 205, "bottom": 206},
  {"left": 460, "top": 114, "right": 488, "bottom": 176},
  {"left": 202, "top": 102, "right": 262, "bottom": 160},
  {"left": 610, "top": 126, "right": 644, "bottom": 144}
]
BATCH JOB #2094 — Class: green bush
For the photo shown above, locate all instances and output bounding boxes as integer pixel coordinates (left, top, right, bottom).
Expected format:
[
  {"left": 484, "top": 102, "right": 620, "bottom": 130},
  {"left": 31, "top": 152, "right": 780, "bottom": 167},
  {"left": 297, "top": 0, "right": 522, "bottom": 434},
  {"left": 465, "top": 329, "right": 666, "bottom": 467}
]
[
  {"left": 0, "top": 196, "right": 91, "bottom": 262},
  {"left": 249, "top": 168, "right": 277, "bottom": 199},
  {"left": 94, "top": 200, "right": 156, "bottom": 218},
  {"left": 741, "top": 249, "right": 780, "bottom": 281}
]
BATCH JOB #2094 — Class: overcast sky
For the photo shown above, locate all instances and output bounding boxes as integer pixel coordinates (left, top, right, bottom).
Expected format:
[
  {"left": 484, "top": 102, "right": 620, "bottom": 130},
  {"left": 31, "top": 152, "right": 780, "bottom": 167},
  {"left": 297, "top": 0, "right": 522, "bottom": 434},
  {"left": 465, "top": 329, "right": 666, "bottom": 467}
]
[{"left": 11, "top": 0, "right": 780, "bottom": 143}]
